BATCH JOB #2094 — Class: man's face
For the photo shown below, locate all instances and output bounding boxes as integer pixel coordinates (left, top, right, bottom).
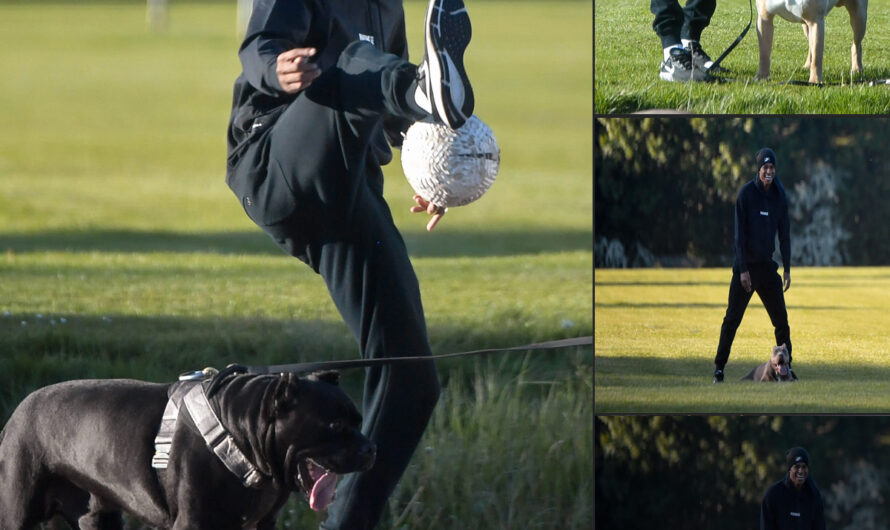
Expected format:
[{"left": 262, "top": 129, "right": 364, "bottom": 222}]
[
  {"left": 789, "top": 462, "right": 808, "bottom": 489},
  {"left": 759, "top": 162, "right": 776, "bottom": 188}
]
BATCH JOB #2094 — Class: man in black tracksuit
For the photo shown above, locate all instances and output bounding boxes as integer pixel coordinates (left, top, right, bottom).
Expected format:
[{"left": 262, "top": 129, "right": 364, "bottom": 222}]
[
  {"left": 225, "top": 0, "right": 474, "bottom": 528},
  {"left": 713, "top": 148, "right": 792, "bottom": 383},
  {"left": 760, "top": 447, "right": 826, "bottom": 530}
]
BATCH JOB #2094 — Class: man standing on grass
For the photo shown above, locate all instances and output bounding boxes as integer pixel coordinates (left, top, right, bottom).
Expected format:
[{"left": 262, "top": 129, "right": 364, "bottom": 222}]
[
  {"left": 224, "top": 0, "right": 474, "bottom": 527},
  {"left": 651, "top": 0, "right": 720, "bottom": 81},
  {"left": 760, "top": 447, "right": 826, "bottom": 530},
  {"left": 713, "top": 147, "right": 792, "bottom": 383}
]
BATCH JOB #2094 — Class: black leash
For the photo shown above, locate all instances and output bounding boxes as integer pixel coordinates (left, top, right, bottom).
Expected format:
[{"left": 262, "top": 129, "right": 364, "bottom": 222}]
[
  {"left": 243, "top": 336, "right": 592, "bottom": 375},
  {"left": 706, "top": 0, "right": 753, "bottom": 73}
]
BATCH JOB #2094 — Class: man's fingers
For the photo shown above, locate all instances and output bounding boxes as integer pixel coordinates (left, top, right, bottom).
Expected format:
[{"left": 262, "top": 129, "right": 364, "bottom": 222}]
[
  {"left": 411, "top": 195, "right": 445, "bottom": 230},
  {"left": 278, "top": 47, "right": 317, "bottom": 62},
  {"left": 279, "top": 69, "right": 321, "bottom": 86},
  {"left": 427, "top": 213, "right": 443, "bottom": 231},
  {"left": 277, "top": 48, "right": 321, "bottom": 92}
]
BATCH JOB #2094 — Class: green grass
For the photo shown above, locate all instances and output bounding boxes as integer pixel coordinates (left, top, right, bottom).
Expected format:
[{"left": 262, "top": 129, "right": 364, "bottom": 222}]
[
  {"left": 595, "top": 0, "right": 890, "bottom": 113},
  {"left": 0, "top": 2, "right": 592, "bottom": 528},
  {"left": 595, "top": 267, "right": 890, "bottom": 413}
]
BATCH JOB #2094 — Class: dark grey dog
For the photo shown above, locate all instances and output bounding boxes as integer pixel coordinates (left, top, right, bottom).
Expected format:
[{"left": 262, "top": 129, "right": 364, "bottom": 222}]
[
  {"left": 740, "top": 344, "right": 797, "bottom": 382},
  {"left": 0, "top": 370, "right": 375, "bottom": 529}
]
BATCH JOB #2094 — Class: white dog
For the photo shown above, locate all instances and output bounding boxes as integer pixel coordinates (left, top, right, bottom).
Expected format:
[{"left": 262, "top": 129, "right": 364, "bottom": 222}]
[{"left": 756, "top": 0, "right": 867, "bottom": 84}]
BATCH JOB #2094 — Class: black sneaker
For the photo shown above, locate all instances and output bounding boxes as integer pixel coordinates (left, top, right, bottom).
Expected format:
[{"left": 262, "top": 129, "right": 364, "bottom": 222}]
[
  {"left": 660, "top": 47, "right": 707, "bottom": 82},
  {"left": 415, "top": 0, "right": 475, "bottom": 129},
  {"left": 713, "top": 369, "right": 724, "bottom": 384},
  {"left": 685, "top": 41, "right": 723, "bottom": 73}
]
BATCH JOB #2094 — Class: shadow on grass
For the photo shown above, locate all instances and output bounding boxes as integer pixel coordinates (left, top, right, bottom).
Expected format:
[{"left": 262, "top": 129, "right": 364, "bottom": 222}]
[
  {"left": 595, "top": 281, "right": 728, "bottom": 287},
  {"left": 596, "top": 301, "right": 854, "bottom": 310},
  {"left": 595, "top": 354, "right": 890, "bottom": 413},
  {"left": 0, "top": 229, "right": 592, "bottom": 258},
  {"left": 0, "top": 312, "right": 592, "bottom": 423}
]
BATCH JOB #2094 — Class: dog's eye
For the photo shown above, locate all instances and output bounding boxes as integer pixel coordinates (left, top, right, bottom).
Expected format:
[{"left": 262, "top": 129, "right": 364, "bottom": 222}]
[{"left": 329, "top": 421, "right": 346, "bottom": 432}]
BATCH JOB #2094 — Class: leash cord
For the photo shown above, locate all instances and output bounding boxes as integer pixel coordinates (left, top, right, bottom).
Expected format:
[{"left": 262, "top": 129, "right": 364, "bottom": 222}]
[
  {"left": 244, "top": 336, "right": 592, "bottom": 375},
  {"left": 707, "top": 0, "right": 753, "bottom": 72}
]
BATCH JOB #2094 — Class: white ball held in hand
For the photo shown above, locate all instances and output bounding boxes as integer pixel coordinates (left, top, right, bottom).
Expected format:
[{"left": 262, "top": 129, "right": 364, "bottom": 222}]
[{"left": 401, "top": 116, "right": 500, "bottom": 208}]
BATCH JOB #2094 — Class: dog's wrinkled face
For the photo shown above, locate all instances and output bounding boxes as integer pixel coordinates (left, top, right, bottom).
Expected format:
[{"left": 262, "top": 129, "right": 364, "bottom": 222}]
[
  {"left": 770, "top": 344, "right": 790, "bottom": 379},
  {"left": 272, "top": 371, "right": 375, "bottom": 511}
]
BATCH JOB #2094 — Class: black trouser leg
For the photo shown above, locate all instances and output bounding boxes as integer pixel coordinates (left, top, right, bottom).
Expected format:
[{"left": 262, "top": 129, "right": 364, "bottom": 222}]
[
  {"left": 681, "top": 0, "right": 716, "bottom": 42},
  {"left": 249, "top": 42, "right": 439, "bottom": 530},
  {"left": 755, "top": 270, "right": 792, "bottom": 363},
  {"left": 715, "top": 271, "right": 754, "bottom": 370},
  {"left": 651, "top": 0, "right": 684, "bottom": 48}
]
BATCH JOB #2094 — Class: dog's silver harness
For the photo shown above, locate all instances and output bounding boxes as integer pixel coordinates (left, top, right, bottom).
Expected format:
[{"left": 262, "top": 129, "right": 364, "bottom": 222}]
[
  {"left": 150, "top": 380, "right": 194, "bottom": 469},
  {"left": 151, "top": 372, "right": 266, "bottom": 488}
]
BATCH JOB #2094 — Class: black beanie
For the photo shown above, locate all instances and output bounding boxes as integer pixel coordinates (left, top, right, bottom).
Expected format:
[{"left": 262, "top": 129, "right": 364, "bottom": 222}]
[
  {"left": 786, "top": 447, "right": 809, "bottom": 469},
  {"left": 756, "top": 148, "right": 777, "bottom": 171}
]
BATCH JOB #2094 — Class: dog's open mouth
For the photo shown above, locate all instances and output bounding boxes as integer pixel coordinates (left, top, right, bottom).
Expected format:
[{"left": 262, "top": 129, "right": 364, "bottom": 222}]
[
  {"left": 776, "top": 358, "right": 789, "bottom": 377},
  {"left": 297, "top": 459, "right": 338, "bottom": 511}
]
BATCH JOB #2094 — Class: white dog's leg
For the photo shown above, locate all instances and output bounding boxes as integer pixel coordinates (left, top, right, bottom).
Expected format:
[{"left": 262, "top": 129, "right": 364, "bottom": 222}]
[
  {"left": 801, "top": 23, "right": 812, "bottom": 70},
  {"left": 756, "top": 12, "right": 775, "bottom": 79},
  {"left": 846, "top": 1, "right": 867, "bottom": 76},
  {"left": 806, "top": 18, "right": 825, "bottom": 83}
]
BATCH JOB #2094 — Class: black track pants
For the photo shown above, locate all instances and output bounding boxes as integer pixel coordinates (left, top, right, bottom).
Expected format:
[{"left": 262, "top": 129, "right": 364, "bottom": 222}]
[
  {"left": 650, "top": 0, "right": 717, "bottom": 48},
  {"left": 239, "top": 41, "right": 439, "bottom": 530},
  {"left": 715, "top": 263, "right": 792, "bottom": 370}
]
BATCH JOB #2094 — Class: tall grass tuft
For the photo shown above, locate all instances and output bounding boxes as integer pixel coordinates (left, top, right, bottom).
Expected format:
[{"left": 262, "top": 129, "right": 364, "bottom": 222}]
[{"left": 266, "top": 356, "right": 593, "bottom": 530}]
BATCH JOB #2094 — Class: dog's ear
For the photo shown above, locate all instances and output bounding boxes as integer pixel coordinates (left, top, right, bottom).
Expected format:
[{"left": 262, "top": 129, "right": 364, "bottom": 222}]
[
  {"left": 273, "top": 373, "right": 301, "bottom": 416},
  {"left": 308, "top": 370, "right": 340, "bottom": 386}
]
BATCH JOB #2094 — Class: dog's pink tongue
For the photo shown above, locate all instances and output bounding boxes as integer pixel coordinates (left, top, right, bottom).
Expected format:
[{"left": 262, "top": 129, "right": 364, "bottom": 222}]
[
  {"left": 309, "top": 472, "right": 338, "bottom": 511},
  {"left": 779, "top": 365, "right": 788, "bottom": 376}
]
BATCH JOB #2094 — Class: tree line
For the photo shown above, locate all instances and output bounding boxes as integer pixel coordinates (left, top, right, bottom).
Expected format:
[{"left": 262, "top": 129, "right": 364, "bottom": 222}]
[{"left": 596, "top": 415, "right": 890, "bottom": 529}]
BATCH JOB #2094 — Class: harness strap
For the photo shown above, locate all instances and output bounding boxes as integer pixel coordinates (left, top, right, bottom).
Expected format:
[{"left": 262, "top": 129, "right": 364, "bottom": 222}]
[
  {"left": 151, "top": 381, "right": 199, "bottom": 469},
  {"left": 182, "top": 384, "right": 266, "bottom": 488}
]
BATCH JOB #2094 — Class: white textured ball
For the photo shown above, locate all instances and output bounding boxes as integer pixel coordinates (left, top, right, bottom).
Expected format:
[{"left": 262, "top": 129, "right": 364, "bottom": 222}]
[{"left": 400, "top": 115, "right": 500, "bottom": 208}]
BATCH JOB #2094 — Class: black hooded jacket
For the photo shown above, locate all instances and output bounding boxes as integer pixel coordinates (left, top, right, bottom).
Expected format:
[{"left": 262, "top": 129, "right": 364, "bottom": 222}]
[
  {"left": 226, "top": 0, "right": 412, "bottom": 174},
  {"left": 733, "top": 175, "right": 791, "bottom": 274},
  {"left": 760, "top": 475, "right": 826, "bottom": 530}
]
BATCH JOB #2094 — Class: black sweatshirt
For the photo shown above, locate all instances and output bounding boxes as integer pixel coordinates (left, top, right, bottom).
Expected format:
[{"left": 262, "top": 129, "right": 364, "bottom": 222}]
[
  {"left": 734, "top": 175, "right": 791, "bottom": 274},
  {"left": 226, "top": 0, "right": 412, "bottom": 167},
  {"left": 760, "top": 475, "right": 826, "bottom": 530}
]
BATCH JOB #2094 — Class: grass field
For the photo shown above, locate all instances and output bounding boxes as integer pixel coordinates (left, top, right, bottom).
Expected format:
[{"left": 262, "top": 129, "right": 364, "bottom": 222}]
[
  {"left": 595, "top": 0, "right": 890, "bottom": 113},
  {"left": 595, "top": 267, "right": 890, "bottom": 413},
  {"left": 0, "top": 2, "right": 592, "bottom": 528}
]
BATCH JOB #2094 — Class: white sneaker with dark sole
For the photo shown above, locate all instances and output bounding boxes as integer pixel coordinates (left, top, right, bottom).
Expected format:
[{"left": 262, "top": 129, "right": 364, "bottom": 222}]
[
  {"left": 660, "top": 47, "right": 708, "bottom": 82},
  {"left": 416, "top": 0, "right": 474, "bottom": 129}
]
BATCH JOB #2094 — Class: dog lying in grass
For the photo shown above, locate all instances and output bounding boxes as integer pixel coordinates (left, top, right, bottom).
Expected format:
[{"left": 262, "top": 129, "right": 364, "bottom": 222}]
[
  {"left": 756, "top": 0, "right": 867, "bottom": 84},
  {"left": 741, "top": 343, "right": 798, "bottom": 382}
]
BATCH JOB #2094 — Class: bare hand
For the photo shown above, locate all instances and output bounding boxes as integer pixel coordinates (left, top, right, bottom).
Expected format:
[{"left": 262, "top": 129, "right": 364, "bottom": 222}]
[
  {"left": 276, "top": 48, "right": 321, "bottom": 94},
  {"left": 410, "top": 195, "right": 446, "bottom": 231},
  {"left": 740, "top": 271, "right": 752, "bottom": 293},
  {"left": 783, "top": 271, "right": 791, "bottom": 292}
]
